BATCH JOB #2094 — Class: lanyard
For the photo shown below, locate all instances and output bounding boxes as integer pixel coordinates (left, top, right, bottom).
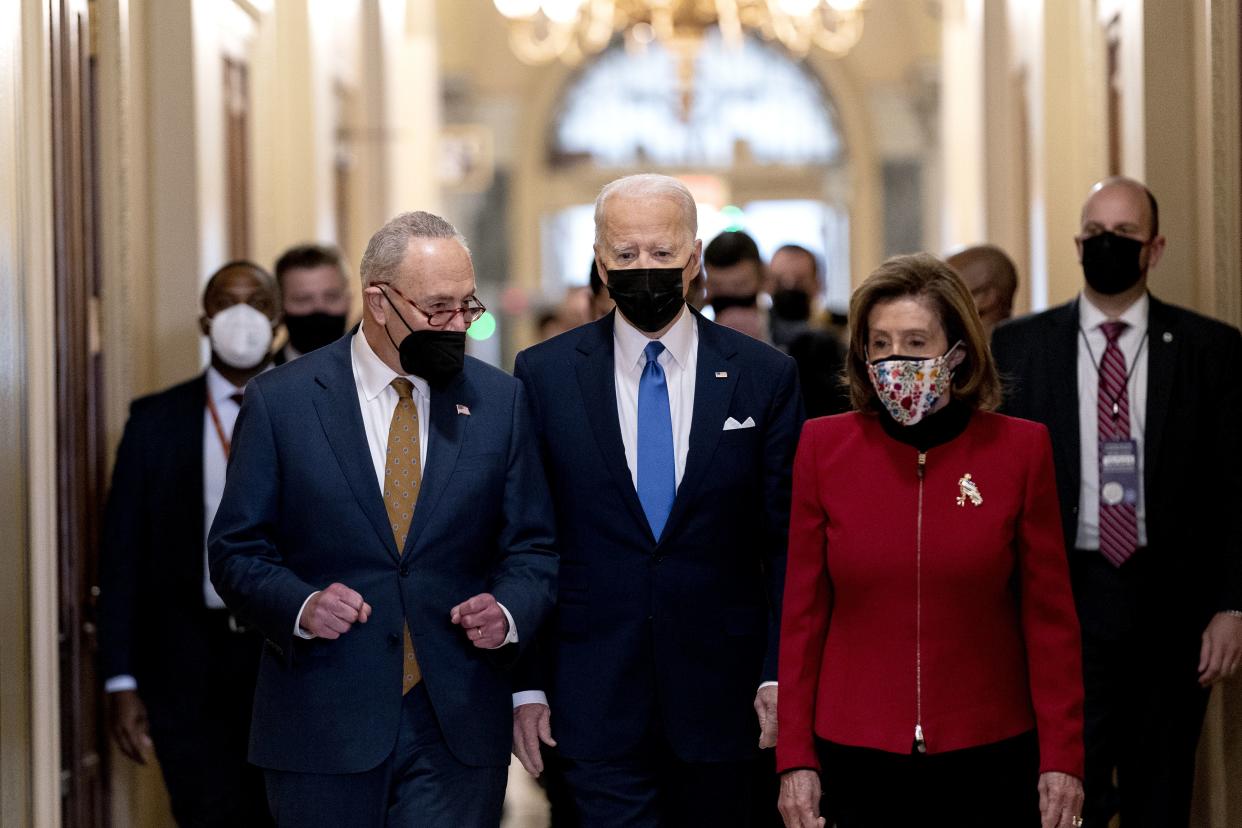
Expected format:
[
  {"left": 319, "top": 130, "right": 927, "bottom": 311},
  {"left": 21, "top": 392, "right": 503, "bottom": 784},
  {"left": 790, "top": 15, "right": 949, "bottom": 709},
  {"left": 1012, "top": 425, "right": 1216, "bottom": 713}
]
[
  {"left": 1077, "top": 324, "right": 1148, "bottom": 420},
  {"left": 205, "top": 394, "right": 237, "bottom": 459}
]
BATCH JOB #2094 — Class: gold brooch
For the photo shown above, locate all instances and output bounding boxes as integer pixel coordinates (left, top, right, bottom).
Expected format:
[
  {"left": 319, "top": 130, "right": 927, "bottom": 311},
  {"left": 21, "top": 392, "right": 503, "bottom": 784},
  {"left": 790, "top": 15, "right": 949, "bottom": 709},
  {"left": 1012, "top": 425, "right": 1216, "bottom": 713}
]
[{"left": 956, "top": 473, "right": 982, "bottom": 507}]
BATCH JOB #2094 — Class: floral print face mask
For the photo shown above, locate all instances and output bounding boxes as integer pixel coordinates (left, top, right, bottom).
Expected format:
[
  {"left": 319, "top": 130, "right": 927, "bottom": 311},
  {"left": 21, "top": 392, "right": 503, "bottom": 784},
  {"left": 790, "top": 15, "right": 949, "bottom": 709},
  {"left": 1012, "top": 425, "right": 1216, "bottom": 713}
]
[{"left": 867, "top": 342, "right": 962, "bottom": 426}]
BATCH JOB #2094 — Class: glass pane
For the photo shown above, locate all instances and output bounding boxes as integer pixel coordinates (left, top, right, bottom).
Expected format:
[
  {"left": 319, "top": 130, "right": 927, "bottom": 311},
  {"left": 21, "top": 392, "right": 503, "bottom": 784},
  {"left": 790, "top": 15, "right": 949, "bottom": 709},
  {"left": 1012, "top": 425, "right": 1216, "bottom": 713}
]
[{"left": 553, "top": 30, "right": 843, "bottom": 168}]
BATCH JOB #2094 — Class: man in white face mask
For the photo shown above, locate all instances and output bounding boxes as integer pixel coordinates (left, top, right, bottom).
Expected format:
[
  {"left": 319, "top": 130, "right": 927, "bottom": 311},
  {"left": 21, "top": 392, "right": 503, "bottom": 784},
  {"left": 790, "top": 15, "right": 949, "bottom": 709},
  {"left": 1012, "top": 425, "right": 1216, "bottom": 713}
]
[{"left": 98, "top": 261, "right": 281, "bottom": 826}]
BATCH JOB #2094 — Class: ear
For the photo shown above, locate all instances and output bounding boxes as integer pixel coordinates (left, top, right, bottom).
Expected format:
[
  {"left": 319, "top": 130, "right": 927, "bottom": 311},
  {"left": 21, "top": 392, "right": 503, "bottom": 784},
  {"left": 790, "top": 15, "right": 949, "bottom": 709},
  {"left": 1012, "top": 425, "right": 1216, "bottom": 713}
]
[
  {"left": 1074, "top": 236, "right": 1084, "bottom": 264},
  {"left": 198, "top": 315, "right": 210, "bottom": 337},
  {"left": 593, "top": 247, "right": 609, "bottom": 286},
  {"left": 948, "top": 344, "right": 967, "bottom": 371},
  {"left": 363, "top": 285, "right": 388, "bottom": 327},
  {"left": 1146, "top": 234, "right": 1167, "bottom": 271}
]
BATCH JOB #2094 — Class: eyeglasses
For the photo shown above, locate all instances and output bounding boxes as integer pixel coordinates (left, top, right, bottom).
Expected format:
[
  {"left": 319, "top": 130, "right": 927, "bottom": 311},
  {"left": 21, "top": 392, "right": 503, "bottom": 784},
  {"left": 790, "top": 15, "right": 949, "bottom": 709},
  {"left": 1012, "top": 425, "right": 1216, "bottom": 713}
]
[{"left": 379, "top": 284, "right": 486, "bottom": 328}]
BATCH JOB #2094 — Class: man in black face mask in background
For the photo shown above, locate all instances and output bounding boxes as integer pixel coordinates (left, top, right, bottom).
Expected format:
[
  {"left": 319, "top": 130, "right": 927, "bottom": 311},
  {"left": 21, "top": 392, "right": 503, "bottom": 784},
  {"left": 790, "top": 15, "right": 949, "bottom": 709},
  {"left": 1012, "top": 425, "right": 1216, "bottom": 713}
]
[
  {"left": 273, "top": 244, "right": 351, "bottom": 364},
  {"left": 992, "top": 177, "right": 1242, "bottom": 828},
  {"left": 512, "top": 173, "right": 804, "bottom": 826},
  {"left": 704, "top": 230, "right": 769, "bottom": 343},
  {"left": 209, "top": 211, "right": 557, "bottom": 827}
]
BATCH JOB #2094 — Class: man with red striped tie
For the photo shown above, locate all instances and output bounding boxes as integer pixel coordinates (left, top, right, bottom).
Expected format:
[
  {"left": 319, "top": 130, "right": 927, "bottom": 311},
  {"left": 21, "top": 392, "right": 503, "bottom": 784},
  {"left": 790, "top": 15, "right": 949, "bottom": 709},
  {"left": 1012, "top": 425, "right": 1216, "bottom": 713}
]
[{"left": 992, "top": 177, "right": 1242, "bottom": 828}]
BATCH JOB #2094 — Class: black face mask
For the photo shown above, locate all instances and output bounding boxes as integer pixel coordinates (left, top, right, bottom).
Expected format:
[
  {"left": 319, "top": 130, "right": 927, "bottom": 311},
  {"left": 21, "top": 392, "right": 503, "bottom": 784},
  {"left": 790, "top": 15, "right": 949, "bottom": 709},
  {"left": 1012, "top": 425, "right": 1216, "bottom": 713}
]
[
  {"left": 1081, "top": 231, "right": 1145, "bottom": 295},
  {"left": 381, "top": 289, "right": 466, "bottom": 387},
  {"left": 709, "top": 293, "right": 759, "bottom": 315},
  {"left": 771, "top": 288, "right": 811, "bottom": 322},
  {"left": 284, "top": 311, "right": 347, "bottom": 355},
  {"left": 605, "top": 264, "right": 688, "bottom": 333}
]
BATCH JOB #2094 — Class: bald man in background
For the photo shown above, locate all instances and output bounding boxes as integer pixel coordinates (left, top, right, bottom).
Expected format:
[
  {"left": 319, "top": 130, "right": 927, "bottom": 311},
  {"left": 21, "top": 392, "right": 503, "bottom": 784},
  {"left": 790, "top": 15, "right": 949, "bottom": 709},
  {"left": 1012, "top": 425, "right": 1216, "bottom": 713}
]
[{"left": 947, "top": 244, "right": 1018, "bottom": 337}]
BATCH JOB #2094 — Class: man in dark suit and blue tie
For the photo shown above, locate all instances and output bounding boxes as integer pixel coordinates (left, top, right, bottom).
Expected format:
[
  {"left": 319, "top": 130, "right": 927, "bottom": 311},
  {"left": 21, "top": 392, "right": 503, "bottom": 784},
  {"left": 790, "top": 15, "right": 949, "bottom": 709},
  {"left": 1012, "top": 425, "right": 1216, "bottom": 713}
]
[
  {"left": 992, "top": 177, "right": 1242, "bottom": 828},
  {"left": 511, "top": 174, "right": 804, "bottom": 826},
  {"left": 209, "top": 211, "right": 557, "bottom": 827}
]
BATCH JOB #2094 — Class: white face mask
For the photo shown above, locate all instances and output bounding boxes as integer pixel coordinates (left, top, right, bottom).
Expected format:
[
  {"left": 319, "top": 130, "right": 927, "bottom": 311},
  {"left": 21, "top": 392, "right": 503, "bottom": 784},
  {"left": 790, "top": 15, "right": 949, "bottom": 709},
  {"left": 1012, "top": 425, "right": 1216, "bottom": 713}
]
[{"left": 209, "top": 303, "right": 273, "bottom": 369}]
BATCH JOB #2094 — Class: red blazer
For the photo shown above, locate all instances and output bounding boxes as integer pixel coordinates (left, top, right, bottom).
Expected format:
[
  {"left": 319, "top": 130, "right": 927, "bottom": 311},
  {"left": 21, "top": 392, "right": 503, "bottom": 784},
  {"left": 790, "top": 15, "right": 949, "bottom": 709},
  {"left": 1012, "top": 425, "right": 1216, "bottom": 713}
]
[{"left": 776, "top": 410, "right": 1084, "bottom": 778}]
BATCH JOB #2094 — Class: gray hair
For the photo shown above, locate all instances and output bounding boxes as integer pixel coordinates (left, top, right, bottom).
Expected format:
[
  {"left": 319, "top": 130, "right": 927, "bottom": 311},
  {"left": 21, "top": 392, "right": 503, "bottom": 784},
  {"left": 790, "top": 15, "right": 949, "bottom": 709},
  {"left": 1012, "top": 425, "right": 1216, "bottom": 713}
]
[
  {"left": 359, "top": 211, "right": 470, "bottom": 288},
  {"left": 593, "top": 174, "right": 698, "bottom": 246}
]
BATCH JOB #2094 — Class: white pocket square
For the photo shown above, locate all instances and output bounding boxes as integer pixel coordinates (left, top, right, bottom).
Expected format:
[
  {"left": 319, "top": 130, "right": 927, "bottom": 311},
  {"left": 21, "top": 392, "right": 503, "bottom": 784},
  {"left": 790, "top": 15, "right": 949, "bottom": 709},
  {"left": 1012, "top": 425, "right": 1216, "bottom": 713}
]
[{"left": 722, "top": 416, "right": 756, "bottom": 431}]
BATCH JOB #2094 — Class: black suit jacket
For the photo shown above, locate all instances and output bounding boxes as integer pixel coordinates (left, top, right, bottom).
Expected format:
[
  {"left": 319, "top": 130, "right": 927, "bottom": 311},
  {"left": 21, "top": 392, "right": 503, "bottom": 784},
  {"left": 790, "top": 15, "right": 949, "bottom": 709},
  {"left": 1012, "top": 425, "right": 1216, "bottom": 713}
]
[
  {"left": 99, "top": 375, "right": 224, "bottom": 716},
  {"left": 513, "top": 310, "right": 804, "bottom": 763},
  {"left": 991, "top": 294, "right": 1242, "bottom": 622}
]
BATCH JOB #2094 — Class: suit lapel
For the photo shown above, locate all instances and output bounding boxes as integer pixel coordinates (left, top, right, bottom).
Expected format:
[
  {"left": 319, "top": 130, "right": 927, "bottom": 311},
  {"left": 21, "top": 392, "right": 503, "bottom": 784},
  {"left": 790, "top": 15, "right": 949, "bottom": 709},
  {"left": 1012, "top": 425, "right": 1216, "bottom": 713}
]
[
  {"left": 1144, "top": 295, "right": 1178, "bottom": 491},
  {"left": 660, "top": 315, "right": 738, "bottom": 544},
  {"left": 403, "top": 372, "right": 468, "bottom": 559},
  {"left": 1048, "top": 302, "right": 1083, "bottom": 500},
  {"left": 575, "top": 316, "right": 653, "bottom": 541},
  {"left": 310, "top": 338, "right": 400, "bottom": 561},
  {"left": 182, "top": 375, "right": 208, "bottom": 553}
]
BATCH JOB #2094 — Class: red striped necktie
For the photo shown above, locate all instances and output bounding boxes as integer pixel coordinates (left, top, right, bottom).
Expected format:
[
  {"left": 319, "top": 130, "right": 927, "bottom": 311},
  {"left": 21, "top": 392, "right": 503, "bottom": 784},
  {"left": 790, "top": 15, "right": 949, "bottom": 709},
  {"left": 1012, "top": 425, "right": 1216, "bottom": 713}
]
[{"left": 1097, "top": 320, "right": 1137, "bottom": 567}]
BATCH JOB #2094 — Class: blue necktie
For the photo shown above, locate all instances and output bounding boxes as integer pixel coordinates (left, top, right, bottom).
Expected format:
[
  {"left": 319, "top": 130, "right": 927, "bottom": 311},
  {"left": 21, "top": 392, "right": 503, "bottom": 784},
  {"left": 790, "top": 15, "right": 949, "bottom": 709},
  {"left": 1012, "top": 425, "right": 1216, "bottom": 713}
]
[{"left": 637, "top": 341, "right": 675, "bottom": 540}]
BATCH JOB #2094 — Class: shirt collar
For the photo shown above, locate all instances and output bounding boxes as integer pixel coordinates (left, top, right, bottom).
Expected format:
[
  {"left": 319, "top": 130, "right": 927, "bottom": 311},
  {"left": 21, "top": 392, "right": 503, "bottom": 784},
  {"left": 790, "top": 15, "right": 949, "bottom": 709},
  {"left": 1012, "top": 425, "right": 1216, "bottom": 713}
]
[
  {"left": 351, "top": 320, "right": 431, "bottom": 402},
  {"left": 1079, "top": 291, "right": 1149, "bottom": 334},
  {"left": 205, "top": 366, "right": 244, "bottom": 404},
  {"left": 613, "top": 306, "right": 696, "bottom": 372}
]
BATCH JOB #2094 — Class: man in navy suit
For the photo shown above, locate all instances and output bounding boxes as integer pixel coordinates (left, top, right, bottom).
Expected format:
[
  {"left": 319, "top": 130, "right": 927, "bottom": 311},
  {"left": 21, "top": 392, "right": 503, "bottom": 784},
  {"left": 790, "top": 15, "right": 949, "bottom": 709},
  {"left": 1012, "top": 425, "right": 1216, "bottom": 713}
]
[
  {"left": 209, "top": 211, "right": 557, "bottom": 827},
  {"left": 992, "top": 177, "right": 1242, "bottom": 827},
  {"left": 100, "top": 261, "right": 281, "bottom": 826},
  {"left": 511, "top": 174, "right": 804, "bottom": 826}
]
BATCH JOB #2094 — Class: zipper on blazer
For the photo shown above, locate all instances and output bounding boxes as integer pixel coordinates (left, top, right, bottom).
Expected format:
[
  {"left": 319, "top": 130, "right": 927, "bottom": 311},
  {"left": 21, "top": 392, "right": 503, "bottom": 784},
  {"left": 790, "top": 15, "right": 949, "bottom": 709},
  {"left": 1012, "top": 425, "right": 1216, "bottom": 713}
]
[{"left": 914, "top": 451, "right": 927, "bottom": 754}]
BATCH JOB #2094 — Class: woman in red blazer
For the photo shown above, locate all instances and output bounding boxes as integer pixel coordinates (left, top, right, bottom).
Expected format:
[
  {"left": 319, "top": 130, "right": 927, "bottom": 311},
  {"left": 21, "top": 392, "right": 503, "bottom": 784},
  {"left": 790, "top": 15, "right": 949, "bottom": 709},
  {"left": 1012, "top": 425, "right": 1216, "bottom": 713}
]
[{"left": 776, "top": 254, "right": 1085, "bottom": 828}]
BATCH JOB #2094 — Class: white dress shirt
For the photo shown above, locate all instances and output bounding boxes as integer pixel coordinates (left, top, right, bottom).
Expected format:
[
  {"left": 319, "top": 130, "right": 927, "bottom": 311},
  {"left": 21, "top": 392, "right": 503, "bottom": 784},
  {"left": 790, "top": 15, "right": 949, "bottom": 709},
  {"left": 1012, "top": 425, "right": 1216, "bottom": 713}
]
[
  {"left": 294, "top": 323, "right": 516, "bottom": 644},
  {"left": 614, "top": 307, "right": 698, "bottom": 489},
  {"left": 105, "top": 367, "right": 245, "bottom": 694},
  {"left": 1075, "top": 292, "right": 1150, "bottom": 550},
  {"left": 513, "top": 308, "right": 773, "bottom": 710}
]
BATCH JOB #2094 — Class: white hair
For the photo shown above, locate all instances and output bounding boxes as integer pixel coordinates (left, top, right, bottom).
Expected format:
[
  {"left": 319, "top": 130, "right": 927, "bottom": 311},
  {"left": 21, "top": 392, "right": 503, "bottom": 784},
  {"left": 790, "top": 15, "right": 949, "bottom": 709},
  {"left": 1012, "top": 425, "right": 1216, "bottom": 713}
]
[
  {"left": 593, "top": 174, "right": 698, "bottom": 246},
  {"left": 359, "top": 211, "right": 470, "bottom": 288}
]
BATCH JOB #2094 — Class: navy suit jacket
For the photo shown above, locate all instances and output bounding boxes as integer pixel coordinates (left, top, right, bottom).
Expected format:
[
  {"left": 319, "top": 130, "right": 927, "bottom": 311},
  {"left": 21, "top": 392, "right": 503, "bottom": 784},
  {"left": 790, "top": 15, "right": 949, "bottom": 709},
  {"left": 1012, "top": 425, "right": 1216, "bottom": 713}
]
[
  {"left": 99, "top": 375, "right": 229, "bottom": 715},
  {"left": 992, "top": 294, "right": 1242, "bottom": 624},
  {"left": 209, "top": 335, "right": 557, "bottom": 774},
  {"left": 513, "top": 310, "right": 803, "bottom": 763}
]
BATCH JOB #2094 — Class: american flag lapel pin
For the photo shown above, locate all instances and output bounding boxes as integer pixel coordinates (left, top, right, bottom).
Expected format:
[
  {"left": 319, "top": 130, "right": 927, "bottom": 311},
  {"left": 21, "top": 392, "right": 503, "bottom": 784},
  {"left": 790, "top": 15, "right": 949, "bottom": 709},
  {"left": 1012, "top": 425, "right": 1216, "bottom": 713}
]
[
  {"left": 456, "top": 404, "right": 471, "bottom": 416},
  {"left": 715, "top": 371, "right": 728, "bottom": 378}
]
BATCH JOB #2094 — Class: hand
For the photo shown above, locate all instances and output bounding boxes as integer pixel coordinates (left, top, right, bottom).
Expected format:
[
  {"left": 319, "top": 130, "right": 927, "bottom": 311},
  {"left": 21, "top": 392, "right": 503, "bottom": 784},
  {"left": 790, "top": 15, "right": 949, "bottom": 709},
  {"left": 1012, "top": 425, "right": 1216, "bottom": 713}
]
[
  {"left": 1038, "top": 771, "right": 1084, "bottom": 828},
  {"left": 1198, "top": 612, "right": 1242, "bottom": 686},
  {"left": 450, "top": 593, "right": 509, "bottom": 649},
  {"left": 300, "top": 583, "right": 371, "bottom": 639},
  {"left": 755, "top": 684, "right": 778, "bottom": 749},
  {"left": 777, "top": 769, "right": 825, "bottom": 828},
  {"left": 512, "top": 702, "right": 556, "bottom": 777},
  {"left": 108, "top": 690, "right": 154, "bottom": 765}
]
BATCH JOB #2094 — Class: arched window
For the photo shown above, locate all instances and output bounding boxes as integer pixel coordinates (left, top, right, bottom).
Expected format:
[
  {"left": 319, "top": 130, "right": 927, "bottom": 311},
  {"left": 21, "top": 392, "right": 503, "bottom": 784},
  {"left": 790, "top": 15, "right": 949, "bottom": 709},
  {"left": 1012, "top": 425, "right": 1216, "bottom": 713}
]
[
  {"left": 541, "top": 31, "right": 852, "bottom": 311},
  {"left": 552, "top": 30, "right": 843, "bottom": 168}
]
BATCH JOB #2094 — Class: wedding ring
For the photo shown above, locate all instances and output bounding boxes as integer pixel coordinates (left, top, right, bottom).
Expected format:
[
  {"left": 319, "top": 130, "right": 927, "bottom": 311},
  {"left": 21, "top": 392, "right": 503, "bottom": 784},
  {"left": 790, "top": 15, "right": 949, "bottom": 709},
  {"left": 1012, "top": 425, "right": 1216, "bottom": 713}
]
[{"left": 1071, "top": 817, "right": 1083, "bottom": 827}]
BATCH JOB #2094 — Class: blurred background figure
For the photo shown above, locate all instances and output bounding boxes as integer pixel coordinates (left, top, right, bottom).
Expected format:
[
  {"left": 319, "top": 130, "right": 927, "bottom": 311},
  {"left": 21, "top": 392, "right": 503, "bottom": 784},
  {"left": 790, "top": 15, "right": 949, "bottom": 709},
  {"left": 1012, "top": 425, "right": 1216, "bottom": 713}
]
[
  {"left": 703, "top": 230, "right": 769, "bottom": 342},
  {"left": 98, "top": 262, "right": 280, "bottom": 828},
  {"left": 536, "top": 285, "right": 592, "bottom": 341},
  {"left": 767, "top": 244, "right": 829, "bottom": 349},
  {"left": 945, "top": 244, "right": 1018, "bottom": 337},
  {"left": 273, "top": 244, "right": 351, "bottom": 364}
]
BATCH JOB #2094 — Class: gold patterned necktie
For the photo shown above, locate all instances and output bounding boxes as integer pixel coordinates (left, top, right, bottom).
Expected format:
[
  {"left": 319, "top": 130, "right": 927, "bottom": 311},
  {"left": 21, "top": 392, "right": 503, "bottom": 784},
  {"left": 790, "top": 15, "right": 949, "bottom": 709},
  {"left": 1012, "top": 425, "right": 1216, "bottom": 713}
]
[{"left": 384, "top": 378, "right": 422, "bottom": 694}]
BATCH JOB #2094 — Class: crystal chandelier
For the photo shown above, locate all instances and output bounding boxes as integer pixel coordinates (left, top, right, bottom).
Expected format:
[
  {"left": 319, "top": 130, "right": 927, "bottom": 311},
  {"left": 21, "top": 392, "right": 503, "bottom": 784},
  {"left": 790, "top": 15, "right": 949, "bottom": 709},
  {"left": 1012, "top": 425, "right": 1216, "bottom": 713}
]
[{"left": 491, "top": 0, "right": 866, "bottom": 66}]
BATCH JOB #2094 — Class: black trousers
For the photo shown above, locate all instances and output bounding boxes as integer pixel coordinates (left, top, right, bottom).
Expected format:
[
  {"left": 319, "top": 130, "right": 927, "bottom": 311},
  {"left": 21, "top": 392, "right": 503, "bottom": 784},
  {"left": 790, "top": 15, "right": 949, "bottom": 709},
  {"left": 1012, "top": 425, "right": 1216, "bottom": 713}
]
[
  {"left": 560, "top": 719, "right": 754, "bottom": 827},
  {"left": 816, "top": 731, "right": 1041, "bottom": 828},
  {"left": 1072, "top": 550, "right": 1212, "bottom": 828},
  {"left": 147, "top": 610, "right": 271, "bottom": 828}
]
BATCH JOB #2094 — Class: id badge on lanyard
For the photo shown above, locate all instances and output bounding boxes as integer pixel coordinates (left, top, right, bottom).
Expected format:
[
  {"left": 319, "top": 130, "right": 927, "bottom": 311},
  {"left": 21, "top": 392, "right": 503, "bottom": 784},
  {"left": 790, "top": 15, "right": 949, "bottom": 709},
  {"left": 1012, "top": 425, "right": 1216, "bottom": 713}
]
[{"left": 1100, "top": 439, "right": 1140, "bottom": 506}]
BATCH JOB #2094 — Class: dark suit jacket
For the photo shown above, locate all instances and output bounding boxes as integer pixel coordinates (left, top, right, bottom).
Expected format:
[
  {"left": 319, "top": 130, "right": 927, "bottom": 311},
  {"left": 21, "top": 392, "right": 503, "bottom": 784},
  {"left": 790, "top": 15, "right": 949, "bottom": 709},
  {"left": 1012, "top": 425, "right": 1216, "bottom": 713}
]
[
  {"left": 99, "top": 375, "right": 222, "bottom": 719},
  {"left": 513, "top": 310, "right": 804, "bottom": 763},
  {"left": 208, "top": 335, "right": 557, "bottom": 774},
  {"left": 991, "top": 294, "right": 1242, "bottom": 623}
]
